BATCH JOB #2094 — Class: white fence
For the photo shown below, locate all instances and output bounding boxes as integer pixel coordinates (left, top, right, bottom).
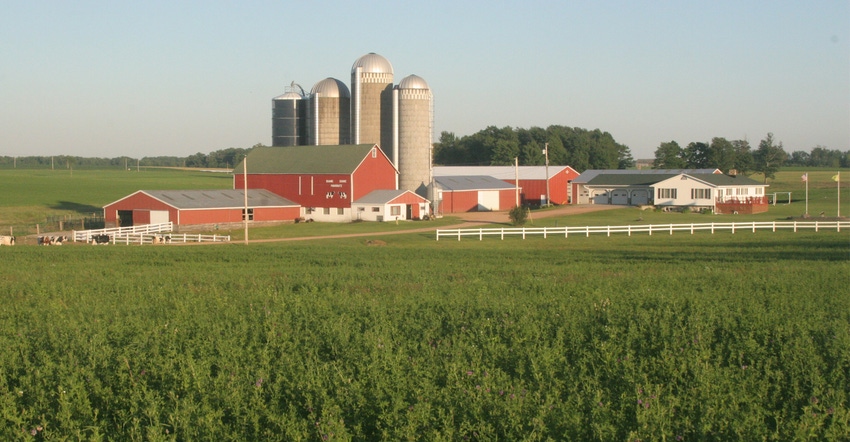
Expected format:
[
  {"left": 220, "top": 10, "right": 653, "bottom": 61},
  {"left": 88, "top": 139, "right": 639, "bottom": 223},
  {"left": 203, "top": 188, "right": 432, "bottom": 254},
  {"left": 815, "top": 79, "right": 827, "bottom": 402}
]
[
  {"left": 109, "top": 233, "right": 230, "bottom": 245},
  {"left": 436, "top": 221, "right": 849, "bottom": 241},
  {"left": 74, "top": 222, "right": 230, "bottom": 244},
  {"left": 73, "top": 222, "right": 174, "bottom": 242}
]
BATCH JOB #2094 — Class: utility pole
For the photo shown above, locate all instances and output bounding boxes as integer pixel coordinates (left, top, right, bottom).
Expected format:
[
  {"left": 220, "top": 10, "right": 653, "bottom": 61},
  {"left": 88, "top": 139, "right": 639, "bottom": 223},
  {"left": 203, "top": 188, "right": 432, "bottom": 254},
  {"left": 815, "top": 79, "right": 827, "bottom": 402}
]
[
  {"left": 243, "top": 156, "right": 249, "bottom": 245},
  {"left": 515, "top": 157, "right": 520, "bottom": 207},
  {"left": 544, "top": 142, "right": 550, "bottom": 207}
]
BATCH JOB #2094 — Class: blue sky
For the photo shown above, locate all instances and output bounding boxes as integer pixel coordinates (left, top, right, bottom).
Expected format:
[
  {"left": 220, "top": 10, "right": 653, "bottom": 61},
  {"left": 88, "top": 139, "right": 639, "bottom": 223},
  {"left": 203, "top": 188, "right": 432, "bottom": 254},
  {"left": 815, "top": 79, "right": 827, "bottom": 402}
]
[{"left": 1, "top": 1, "right": 848, "bottom": 160}]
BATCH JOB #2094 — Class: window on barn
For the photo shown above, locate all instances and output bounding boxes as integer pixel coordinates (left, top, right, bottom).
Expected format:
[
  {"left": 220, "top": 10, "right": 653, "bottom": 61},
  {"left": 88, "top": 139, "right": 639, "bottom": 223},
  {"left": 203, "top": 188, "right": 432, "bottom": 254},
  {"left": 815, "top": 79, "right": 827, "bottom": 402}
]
[
  {"left": 337, "top": 208, "right": 344, "bottom": 215},
  {"left": 323, "top": 207, "right": 330, "bottom": 215},
  {"left": 242, "top": 208, "right": 254, "bottom": 221},
  {"left": 658, "top": 188, "right": 677, "bottom": 199},
  {"left": 390, "top": 206, "right": 401, "bottom": 216}
]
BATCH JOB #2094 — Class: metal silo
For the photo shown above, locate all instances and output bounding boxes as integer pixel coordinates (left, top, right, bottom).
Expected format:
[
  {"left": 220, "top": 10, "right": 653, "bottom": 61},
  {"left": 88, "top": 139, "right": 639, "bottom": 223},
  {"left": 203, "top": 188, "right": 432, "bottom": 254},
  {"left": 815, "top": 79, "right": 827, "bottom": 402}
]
[
  {"left": 394, "top": 74, "right": 433, "bottom": 198},
  {"left": 307, "top": 78, "right": 351, "bottom": 145},
  {"left": 350, "top": 53, "right": 394, "bottom": 157},
  {"left": 271, "top": 83, "right": 307, "bottom": 146}
]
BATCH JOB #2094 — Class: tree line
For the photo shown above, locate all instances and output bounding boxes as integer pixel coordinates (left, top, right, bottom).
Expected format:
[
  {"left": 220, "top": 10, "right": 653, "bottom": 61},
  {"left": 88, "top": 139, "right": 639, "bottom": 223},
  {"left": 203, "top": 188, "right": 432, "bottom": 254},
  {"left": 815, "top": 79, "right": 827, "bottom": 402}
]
[
  {"left": 0, "top": 146, "right": 258, "bottom": 170},
  {"left": 434, "top": 125, "right": 635, "bottom": 170},
  {"left": 652, "top": 133, "right": 849, "bottom": 181}
]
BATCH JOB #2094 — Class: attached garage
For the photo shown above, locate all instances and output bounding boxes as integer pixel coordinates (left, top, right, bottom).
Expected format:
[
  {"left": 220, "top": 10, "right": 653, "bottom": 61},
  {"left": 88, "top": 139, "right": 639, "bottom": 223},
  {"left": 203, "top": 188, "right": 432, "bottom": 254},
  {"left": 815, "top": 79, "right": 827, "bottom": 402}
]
[
  {"left": 103, "top": 189, "right": 301, "bottom": 228},
  {"left": 611, "top": 190, "right": 629, "bottom": 205},
  {"left": 630, "top": 190, "right": 650, "bottom": 205},
  {"left": 591, "top": 190, "right": 609, "bottom": 205}
]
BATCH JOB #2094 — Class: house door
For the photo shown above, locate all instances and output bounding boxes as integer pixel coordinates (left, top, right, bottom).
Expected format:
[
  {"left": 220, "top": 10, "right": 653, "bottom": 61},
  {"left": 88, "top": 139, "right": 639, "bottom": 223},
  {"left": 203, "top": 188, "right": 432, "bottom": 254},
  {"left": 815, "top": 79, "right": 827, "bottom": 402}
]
[{"left": 406, "top": 204, "right": 413, "bottom": 220}]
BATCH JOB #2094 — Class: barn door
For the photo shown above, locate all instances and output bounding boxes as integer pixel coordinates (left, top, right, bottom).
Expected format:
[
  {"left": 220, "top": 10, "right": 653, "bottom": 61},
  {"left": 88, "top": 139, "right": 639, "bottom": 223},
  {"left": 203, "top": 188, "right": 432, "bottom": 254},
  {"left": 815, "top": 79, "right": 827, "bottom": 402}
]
[{"left": 117, "top": 210, "right": 133, "bottom": 227}]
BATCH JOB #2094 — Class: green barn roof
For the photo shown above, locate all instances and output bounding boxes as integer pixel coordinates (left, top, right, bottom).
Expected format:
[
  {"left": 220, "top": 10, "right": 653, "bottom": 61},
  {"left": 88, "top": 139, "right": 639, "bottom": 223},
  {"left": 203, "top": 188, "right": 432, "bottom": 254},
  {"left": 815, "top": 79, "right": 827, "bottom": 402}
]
[{"left": 235, "top": 144, "right": 383, "bottom": 174}]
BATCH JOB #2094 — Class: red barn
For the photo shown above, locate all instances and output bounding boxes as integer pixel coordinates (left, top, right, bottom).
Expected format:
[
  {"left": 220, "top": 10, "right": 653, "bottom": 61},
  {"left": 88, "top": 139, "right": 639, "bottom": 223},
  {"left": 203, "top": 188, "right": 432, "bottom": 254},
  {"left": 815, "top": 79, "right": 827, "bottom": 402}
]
[
  {"left": 433, "top": 165, "right": 579, "bottom": 206},
  {"left": 103, "top": 189, "right": 300, "bottom": 228},
  {"left": 234, "top": 144, "right": 397, "bottom": 222},
  {"left": 434, "top": 176, "right": 517, "bottom": 214}
]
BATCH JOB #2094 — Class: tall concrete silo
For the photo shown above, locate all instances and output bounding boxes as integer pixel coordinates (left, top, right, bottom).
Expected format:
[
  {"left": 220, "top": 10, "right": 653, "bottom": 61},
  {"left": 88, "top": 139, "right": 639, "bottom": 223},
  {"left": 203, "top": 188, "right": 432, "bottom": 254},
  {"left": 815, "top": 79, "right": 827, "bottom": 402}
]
[
  {"left": 394, "top": 74, "right": 433, "bottom": 197},
  {"left": 350, "top": 53, "right": 394, "bottom": 158},
  {"left": 308, "top": 78, "right": 351, "bottom": 145},
  {"left": 271, "top": 83, "right": 307, "bottom": 147}
]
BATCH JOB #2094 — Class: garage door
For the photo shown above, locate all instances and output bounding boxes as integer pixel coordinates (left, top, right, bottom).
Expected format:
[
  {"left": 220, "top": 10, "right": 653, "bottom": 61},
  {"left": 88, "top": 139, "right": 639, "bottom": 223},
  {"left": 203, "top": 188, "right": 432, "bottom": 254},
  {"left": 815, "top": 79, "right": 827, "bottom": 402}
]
[
  {"left": 611, "top": 190, "right": 629, "bottom": 205},
  {"left": 477, "top": 191, "right": 500, "bottom": 211},
  {"left": 591, "top": 190, "right": 609, "bottom": 205},
  {"left": 631, "top": 190, "right": 649, "bottom": 206}
]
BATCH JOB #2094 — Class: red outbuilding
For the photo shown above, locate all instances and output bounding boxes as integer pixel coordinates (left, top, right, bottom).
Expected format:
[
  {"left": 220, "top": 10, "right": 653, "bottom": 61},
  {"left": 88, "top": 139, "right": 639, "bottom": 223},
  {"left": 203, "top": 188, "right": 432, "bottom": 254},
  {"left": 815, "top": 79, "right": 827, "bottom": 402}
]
[
  {"left": 234, "top": 144, "right": 398, "bottom": 222},
  {"left": 433, "top": 165, "right": 579, "bottom": 206},
  {"left": 103, "top": 189, "right": 300, "bottom": 228}
]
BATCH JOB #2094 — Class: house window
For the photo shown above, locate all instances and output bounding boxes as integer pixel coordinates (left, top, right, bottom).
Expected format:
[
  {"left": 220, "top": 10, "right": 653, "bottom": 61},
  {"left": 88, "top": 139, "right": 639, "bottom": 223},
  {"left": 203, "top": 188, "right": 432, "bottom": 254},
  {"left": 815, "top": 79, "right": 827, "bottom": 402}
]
[
  {"left": 358, "top": 207, "right": 365, "bottom": 211},
  {"left": 337, "top": 208, "right": 344, "bottom": 215},
  {"left": 691, "top": 188, "right": 712, "bottom": 199},
  {"left": 737, "top": 188, "right": 748, "bottom": 196},
  {"left": 323, "top": 207, "right": 330, "bottom": 215},
  {"left": 242, "top": 208, "right": 254, "bottom": 221},
  {"left": 658, "top": 188, "right": 677, "bottom": 199},
  {"left": 371, "top": 207, "right": 380, "bottom": 212},
  {"left": 755, "top": 187, "right": 764, "bottom": 195},
  {"left": 390, "top": 206, "right": 401, "bottom": 216},
  {"left": 371, "top": 147, "right": 377, "bottom": 158}
]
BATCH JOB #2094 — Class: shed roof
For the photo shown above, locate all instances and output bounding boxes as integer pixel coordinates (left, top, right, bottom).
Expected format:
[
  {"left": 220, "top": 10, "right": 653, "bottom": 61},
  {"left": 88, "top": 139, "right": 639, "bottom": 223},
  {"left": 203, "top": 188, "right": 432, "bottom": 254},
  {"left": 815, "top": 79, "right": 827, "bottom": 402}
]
[
  {"left": 574, "top": 168, "right": 721, "bottom": 183},
  {"left": 138, "top": 189, "right": 297, "bottom": 209},
  {"left": 587, "top": 174, "right": 678, "bottom": 186},
  {"left": 435, "top": 175, "right": 517, "bottom": 191},
  {"left": 685, "top": 173, "right": 765, "bottom": 187},
  {"left": 235, "top": 144, "right": 386, "bottom": 174}
]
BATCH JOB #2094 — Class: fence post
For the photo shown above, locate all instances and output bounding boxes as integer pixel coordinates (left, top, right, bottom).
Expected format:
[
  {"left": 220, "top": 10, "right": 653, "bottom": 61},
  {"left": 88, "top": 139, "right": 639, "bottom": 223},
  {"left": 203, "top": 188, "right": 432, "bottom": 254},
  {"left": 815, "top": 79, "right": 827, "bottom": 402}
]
[
  {"left": 543, "top": 227, "right": 547, "bottom": 239},
  {"left": 690, "top": 224, "right": 694, "bottom": 235},
  {"left": 815, "top": 221, "right": 819, "bottom": 232},
  {"left": 501, "top": 229, "right": 504, "bottom": 240},
  {"left": 479, "top": 228, "right": 483, "bottom": 241},
  {"left": 732, "top": 223, "right": 736, "bottom": 234},
  {"left": 586, "top": 226, "right": 590, "bottom": 237},
  {"left": 752, "top": 222, "right": 756, "bottom": 233},
  {"left": 607, "top": 226, "right": 610, "bottom": 237},
  {"left": 669, "top": 224, "right": 673, "bottom": 235}
]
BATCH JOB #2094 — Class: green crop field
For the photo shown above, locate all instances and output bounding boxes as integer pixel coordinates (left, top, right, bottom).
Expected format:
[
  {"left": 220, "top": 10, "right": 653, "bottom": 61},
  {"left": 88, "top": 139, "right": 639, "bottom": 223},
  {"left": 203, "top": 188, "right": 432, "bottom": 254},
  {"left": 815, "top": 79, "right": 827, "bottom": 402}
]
[{"left": 0, "top": 167, "right": 848, "bottom": 439}]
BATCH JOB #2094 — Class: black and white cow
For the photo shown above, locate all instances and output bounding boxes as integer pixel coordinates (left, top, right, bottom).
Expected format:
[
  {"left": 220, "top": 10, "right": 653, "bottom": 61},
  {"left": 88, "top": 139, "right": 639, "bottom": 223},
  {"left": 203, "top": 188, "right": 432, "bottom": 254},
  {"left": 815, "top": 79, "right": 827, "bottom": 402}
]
[
  {"left": 0, "top": 236, "right": 14, "bottom": 246},
  {"left": 38, "top": 235, "right": 68, "bottom": 245},
  {"left": 90, "top": 234, "right": 110, "bottom": 245}
]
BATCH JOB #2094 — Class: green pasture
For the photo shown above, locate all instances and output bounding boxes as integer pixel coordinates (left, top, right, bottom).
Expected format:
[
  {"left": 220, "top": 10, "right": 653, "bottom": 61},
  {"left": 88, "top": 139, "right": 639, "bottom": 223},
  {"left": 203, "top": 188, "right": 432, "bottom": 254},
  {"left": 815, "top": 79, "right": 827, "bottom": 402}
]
[
  {"left": 0, "top": 232, "right": 847, "bottom": 439},
  {"left": 1, "top": 167, "right": 846, "bottom": 238}
]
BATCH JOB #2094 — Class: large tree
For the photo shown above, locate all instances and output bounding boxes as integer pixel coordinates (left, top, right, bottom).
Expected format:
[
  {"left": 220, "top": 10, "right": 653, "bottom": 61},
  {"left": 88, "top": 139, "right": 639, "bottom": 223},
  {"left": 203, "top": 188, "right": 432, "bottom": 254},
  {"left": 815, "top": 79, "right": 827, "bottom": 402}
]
[
  {"left": 708, "top": 137, "right": 736, "bottom": 172},
  {"left": 753, "top": 133, "right": 787, "bottom": 182},
  {"left": 652, "top": 141, "right": 686, "bottom": 169}
]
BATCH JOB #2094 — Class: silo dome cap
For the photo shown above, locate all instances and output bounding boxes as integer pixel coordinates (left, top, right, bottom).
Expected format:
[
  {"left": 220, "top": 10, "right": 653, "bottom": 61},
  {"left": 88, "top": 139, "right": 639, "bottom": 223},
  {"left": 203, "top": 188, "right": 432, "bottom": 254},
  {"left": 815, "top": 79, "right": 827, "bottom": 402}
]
[
  {"left": 397, "top": 74, "right": 430, "bottom": 90},
  {"left": 351, "top": 52, "right": 393, "bottom": 75},
  {"left": 310, "top": 77, "right": 351, "bottom": 98},
  {"left": 273, "top": 91, "right": 304, "bottom": 100}
]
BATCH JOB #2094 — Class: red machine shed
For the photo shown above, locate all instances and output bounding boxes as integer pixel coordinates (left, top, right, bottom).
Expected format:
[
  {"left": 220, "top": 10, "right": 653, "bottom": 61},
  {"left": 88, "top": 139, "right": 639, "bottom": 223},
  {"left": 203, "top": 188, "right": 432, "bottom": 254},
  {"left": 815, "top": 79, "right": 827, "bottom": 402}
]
[{"left": 103, "top": 189, "right": 300, "bottom": 227}]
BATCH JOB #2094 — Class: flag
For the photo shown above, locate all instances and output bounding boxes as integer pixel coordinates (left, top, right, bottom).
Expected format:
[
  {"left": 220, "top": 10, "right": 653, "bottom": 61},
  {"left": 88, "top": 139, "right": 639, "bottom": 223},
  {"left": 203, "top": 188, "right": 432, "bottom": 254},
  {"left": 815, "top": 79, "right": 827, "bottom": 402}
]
[
  {"left": 801, "top": 173, "right": 808, "bottom": 182},
  {"left": 833, "top": 174, "right": 840, "bottom": 182}
]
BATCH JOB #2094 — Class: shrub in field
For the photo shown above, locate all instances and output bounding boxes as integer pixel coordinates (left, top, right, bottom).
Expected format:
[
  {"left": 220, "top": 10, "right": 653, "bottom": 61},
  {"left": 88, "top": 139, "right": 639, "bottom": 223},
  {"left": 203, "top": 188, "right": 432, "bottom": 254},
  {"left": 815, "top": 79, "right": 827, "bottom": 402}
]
[{"left": 509, "top": 205, "right": 529, "bottom": 226}]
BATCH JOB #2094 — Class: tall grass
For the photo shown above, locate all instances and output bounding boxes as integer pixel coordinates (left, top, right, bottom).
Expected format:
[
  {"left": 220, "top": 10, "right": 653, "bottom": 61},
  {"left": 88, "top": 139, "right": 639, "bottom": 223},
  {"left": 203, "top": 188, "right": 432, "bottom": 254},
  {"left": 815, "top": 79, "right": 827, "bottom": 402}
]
[{"left": 0, "top": 232, "right": 847, "bottom": 440}]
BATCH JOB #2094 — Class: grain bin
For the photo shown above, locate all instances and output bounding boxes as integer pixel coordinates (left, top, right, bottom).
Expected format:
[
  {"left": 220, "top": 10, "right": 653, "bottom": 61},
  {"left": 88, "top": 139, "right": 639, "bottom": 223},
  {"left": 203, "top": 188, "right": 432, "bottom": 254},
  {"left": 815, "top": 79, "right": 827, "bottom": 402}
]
[
  {"left": 307, "top": 78, "right": 351, "bottom": 146},
  {"left": 271, "top": 85, "right": 307, "bottom": 146},
  {"left": 394, "top": 74, "right": 433, "bottom": 197},
  {"left": 350, "top": 53, "right": 394, "bottom": 159}
]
